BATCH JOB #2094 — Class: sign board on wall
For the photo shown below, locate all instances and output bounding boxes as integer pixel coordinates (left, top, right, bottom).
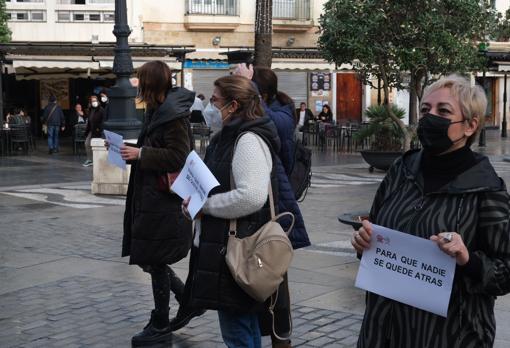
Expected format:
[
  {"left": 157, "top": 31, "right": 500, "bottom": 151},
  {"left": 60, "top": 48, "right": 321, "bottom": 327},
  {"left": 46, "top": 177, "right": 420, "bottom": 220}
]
[
  {"left": 310, "top": 72, "right": 331, "bottom": 97},
  {"left": 40, "top": 79, "right": 69, "bottom": 109}
]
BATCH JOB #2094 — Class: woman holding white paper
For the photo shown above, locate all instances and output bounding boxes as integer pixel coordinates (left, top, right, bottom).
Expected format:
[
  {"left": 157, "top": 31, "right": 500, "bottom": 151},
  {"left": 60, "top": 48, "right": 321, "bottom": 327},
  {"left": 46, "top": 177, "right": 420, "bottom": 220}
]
[
  {"left": 352, "top": 74, "right": 510, "bottom": 348},
  {"left": 119, "top": 61, "right": 194, "bottom": 346},
  {"left": 180, "top": 75, "right": 281, "bottom": 348}
]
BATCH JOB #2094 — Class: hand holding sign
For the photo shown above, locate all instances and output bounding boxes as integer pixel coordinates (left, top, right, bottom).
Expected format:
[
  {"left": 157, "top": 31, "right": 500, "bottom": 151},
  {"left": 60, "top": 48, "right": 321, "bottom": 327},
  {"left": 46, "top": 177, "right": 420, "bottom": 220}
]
[
  {"left": 352, "top": 220, "right": 373, "bottom": 254},
  {"left": 430, "top": 232, "right": 469, "bottom": 266},
  {"left": 120, "top": 145, "right": 140, "bottom": 161},
  {"left": 181, "top": 196, "right": 202, "bottom": 220}
]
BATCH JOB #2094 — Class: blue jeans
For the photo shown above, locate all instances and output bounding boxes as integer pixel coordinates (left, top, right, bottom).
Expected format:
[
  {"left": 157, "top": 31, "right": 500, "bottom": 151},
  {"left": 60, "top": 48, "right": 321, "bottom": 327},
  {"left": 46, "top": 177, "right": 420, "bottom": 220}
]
[
  {"left": 47, "top": 126, "right": 60, "bottom": 150},
  {"left": 218, "top": 310, "right": 261, "bottom": 348}
]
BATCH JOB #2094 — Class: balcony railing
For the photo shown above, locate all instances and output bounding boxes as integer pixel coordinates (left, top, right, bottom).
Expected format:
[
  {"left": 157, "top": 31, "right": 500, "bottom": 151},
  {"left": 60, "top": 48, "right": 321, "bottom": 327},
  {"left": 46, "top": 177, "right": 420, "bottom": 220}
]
[
  {"left": 186, "top": 0, "right": 239, "bottom": 16},
  {"left": 274, "top": 0, "right": 310, "bottom": 21},
  {"left": 58, "top": 0, "right": 114, "bottom": 4}
]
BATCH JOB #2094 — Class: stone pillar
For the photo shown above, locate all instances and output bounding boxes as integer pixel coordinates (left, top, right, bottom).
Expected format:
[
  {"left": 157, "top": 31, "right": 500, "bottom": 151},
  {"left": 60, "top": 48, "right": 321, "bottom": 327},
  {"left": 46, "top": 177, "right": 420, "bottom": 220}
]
[{"left": 90, "top": 138, "right": 133, "bottom": 195}]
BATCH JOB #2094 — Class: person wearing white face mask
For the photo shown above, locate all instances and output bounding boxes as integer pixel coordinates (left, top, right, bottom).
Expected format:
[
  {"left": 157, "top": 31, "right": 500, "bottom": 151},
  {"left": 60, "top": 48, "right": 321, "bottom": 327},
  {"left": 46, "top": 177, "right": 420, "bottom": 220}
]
[
  {"left": 99, "top": 90, "right": 110, "bottom": 120},
  {"left": 82, "top": 95, "right": 105, "bottom": 167},
  {"left": 202, "top": 97, "right": 224, "bottom": 135}
]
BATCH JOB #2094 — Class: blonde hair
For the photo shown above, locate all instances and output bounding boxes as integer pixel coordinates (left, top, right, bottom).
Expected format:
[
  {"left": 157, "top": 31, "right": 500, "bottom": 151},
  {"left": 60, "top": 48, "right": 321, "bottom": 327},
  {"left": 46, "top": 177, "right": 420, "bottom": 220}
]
[{"left": 422, "top": 74, "right": 487, "bottom": 145}]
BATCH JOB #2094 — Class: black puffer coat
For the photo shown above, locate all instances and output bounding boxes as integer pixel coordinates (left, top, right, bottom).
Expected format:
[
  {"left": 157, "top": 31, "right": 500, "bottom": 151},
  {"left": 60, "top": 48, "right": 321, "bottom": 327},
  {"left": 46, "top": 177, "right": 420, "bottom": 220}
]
[
  {"left": 358, "top": 149, "right": 510, "bottom": 348},
  {"left": 188, "top": 116, "right": 281, "bottom": 313},
  {"left": 122, "top": 87, "right": 194, "bottom": 265}
]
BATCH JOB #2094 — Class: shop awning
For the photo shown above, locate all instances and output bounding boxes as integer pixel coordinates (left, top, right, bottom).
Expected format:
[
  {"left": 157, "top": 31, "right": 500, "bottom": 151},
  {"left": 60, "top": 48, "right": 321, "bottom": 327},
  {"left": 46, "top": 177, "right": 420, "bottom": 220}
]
[
  {"left": 6, "top": 55, "right": 183, "bottom": 80},
  {"left": 12, "top": 58, "right": 100, "bottom": 70},
  {"left": 8, "top": 55, "right": 107, "bottom": 80},
  {"left": 271, "top": 59, "right": 347, "bottom": 71},
  {"left": 98, "top": 58, "right": 182, "bottom": 69}
]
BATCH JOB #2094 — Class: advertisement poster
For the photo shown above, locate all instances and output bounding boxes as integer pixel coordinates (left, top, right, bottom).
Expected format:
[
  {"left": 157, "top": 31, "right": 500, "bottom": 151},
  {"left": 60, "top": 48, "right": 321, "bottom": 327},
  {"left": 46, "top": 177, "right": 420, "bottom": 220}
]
[{"left": 310, "top": 72, "right": 331, "bottom": 97}]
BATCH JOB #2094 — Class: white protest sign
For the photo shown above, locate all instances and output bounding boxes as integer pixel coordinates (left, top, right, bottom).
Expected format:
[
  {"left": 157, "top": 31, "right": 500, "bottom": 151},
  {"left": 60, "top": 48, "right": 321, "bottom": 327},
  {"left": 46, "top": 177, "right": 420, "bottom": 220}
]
[
  {"left": 103, "top": 130, "right": 126, "bottom": 170},
  {"left": 171, "top": 150, "right": 220, "bottom": 219},
  {"left": 355, "top": 224, "right": 456, "bottom": 317}
]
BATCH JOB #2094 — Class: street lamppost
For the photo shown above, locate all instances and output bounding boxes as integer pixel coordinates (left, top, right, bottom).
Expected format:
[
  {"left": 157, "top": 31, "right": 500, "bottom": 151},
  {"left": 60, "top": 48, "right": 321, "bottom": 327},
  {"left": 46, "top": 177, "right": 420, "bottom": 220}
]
[
  {"left": 503, "top": 72, "right": 507, "bottom": 138},
  {"left": 102, "top": 0, "right": 141, "bottom": 139},
  {"left": 478, "top": 69, "right": 487, "bottom": 147}
]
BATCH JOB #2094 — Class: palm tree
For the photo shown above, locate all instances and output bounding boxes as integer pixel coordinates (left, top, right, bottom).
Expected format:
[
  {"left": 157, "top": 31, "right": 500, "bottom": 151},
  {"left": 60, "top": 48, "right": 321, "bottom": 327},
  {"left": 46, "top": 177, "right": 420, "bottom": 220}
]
[{"left": 254, "top": 0, "right": 272, "bottom": 67}]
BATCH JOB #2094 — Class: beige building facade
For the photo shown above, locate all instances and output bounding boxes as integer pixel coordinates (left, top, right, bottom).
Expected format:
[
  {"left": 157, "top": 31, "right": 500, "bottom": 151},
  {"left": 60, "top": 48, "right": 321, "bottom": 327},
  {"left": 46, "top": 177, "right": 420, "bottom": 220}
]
[{"left": 139, "top": 0, "right": 343, "bottom": 117}]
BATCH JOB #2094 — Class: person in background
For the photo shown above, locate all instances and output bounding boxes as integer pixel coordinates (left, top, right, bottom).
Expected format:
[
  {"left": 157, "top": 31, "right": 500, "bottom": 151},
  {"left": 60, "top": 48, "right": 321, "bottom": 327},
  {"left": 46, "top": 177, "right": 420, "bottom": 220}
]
[
  {"left": 99, "top": 89, "right": 110, "bottom": 119},
  {"left": 352, "top": 74, "right": 510, "bottom": 348},
  {"left": 190, "top": 93, "right": 206, "bottom": 124},
  {"left": 16, "top": 108, "right": 31, "bottom": 125},
  {"left": 82, "top": 96, "right": 104, "bottom": 167},
  {"left": 296, "top": 102, "right": 314, "bottom": 131},
  {"left": 248, "top": 65, "right": 310, "bottom": 347},
  {"left": 118, "top": 60, "right": 193, "bottom": 346},
  {"left": 197, "top": 93, "right": 206, "bottom": 107},
  {"left": 5, "top": 109, "right": 14, "bottom": 124},
  {"left": 41, "top": 95, "right": 65, "bottom": 154},
  {"left": 317, "top": 104, "right": 333, "bottom": 123},
  {"left": 74, "top": 103, "right": 86, "bottom": 124},
  {"left": 8, "top": 108, "right": 24, "bottom": 125},
  {"left": 295, "top": 102, "right": 314, "bottom": 143}
]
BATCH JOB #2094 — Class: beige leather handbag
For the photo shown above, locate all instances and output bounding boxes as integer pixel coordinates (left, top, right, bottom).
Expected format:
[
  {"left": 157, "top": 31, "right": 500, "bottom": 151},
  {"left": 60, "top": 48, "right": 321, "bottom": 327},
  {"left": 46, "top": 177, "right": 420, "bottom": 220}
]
[{"left": 225, "top": 178, "right": 294, "bottom": 303}]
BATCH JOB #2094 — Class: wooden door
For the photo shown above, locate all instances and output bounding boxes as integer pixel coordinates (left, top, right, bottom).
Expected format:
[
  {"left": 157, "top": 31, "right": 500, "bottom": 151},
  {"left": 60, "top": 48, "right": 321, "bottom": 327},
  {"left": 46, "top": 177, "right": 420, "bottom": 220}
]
[{"left": 336, "top": 73, "right": 362, "bottom": 124}]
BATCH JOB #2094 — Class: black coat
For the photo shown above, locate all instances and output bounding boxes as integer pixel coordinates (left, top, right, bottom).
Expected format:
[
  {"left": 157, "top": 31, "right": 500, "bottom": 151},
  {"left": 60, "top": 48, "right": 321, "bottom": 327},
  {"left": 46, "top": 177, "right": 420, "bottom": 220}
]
[
  {"left": 296, "top": 108, "right": 314, "bottom": 130},
  {"left": 358, "top": 149, "right": 510, "bottom": 348},
  {"left": 189, "top": 116, "right": 281, "bottom": 313},
  {"left": 122, "top": 87, "right": 195, "bottom": 265},
  {"left": 85, "top": 107, "right": 104, "bottom": 138}
]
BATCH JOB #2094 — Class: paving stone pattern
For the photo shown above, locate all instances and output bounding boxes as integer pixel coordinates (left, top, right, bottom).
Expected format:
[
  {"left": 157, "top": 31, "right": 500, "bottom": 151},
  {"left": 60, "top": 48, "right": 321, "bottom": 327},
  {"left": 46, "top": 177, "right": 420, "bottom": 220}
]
[
  {"left": 0, "top": 276, "right": 362, "bottom": 348},
  {"left": 0, "top": 216, "right": 122, "bottom": 260}
]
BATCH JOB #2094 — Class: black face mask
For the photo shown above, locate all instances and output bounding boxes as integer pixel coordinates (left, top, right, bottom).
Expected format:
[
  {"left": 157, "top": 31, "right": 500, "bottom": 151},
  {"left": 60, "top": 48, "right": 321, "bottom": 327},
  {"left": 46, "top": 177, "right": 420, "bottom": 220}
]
[{"left": 417, "top": 113, "right": 465, "bottom": 155}]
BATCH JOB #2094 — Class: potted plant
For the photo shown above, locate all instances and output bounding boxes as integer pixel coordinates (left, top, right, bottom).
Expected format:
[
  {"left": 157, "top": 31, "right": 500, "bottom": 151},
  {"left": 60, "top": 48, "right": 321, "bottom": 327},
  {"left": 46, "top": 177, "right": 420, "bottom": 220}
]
[{"left": 355, "top": 104, "right": 406, "bottom": 172}]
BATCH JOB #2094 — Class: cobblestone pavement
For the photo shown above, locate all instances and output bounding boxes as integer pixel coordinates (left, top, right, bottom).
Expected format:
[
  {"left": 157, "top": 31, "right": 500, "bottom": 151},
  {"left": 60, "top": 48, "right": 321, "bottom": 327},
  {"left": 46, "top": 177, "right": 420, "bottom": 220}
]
[
  {"left": 0, "top": 276, "right": 363, "bottom": 348},
  {"left": 1, "top": 131, "right": 510, "bottom": 347}
]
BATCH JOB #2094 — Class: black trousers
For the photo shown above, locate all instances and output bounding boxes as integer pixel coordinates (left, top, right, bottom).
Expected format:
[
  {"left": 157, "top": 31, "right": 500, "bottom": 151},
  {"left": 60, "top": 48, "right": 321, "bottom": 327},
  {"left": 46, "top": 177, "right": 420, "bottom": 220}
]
[{"left": 140, "top": 265, "right": 185, "bottom": 318}]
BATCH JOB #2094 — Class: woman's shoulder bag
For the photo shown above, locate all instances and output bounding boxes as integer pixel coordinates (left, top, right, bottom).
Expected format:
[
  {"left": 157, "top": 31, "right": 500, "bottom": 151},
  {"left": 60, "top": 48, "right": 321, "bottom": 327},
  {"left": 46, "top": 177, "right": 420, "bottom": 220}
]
[{"left": 225, "top": 132, "right": 294, "bottom": 303}]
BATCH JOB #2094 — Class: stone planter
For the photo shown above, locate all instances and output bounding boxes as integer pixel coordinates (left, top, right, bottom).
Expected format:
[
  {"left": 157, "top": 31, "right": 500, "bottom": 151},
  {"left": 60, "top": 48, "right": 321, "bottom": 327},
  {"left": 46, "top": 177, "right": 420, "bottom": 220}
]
[
  {"left": 90, "top": 138, "right": 133, "bottom": 195},
  {"left": 360, "top": 150, "right": 403, "bottom": 172}
]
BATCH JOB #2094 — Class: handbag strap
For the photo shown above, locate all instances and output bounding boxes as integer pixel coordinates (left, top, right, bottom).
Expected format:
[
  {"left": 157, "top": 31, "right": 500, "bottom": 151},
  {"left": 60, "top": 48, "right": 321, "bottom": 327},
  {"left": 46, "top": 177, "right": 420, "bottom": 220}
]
[
  {"left": 228, "top": 132, "right": 276, "bottom": 235},
  {"left": 46, "top": 105, "right": 57, "bottom": 124},
  {"left": 228, "top": 132, "right": 295, "bottom": 235},
  {"left": 268, "top": 288, "right": 293, "bottom": 341}
]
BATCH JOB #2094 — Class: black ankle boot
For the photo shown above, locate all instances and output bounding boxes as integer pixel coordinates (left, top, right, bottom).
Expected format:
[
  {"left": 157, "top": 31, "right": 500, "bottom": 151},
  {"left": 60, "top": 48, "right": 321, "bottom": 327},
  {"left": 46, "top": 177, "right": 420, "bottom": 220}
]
[
  {"left": 132, "top": 310, "right": 172, "bottom": 346},
  {"left": 169, "top": 305, "right": 206, "bottom": 332}
]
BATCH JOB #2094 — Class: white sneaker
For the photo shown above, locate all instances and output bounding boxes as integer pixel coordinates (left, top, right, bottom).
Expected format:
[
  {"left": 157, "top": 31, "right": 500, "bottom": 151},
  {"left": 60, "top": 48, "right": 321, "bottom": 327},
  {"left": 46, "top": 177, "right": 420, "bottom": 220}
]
[{"left": 82, "top": 160, "right": 93, "bottom": 167}]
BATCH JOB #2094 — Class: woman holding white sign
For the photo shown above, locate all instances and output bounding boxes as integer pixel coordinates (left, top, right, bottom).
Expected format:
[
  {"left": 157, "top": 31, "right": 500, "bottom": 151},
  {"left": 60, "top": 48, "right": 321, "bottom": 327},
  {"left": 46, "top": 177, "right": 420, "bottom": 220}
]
[{"left": 352, "top": 74, "right": 510, "bottom": 348}]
